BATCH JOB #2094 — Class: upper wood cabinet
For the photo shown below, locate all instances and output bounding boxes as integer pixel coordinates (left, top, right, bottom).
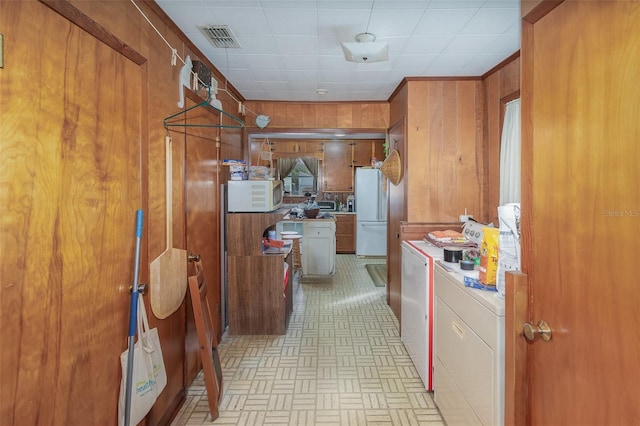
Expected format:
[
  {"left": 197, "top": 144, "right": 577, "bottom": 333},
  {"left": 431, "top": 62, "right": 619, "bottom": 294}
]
[
  {"left": 352, "top": 141, "right": 372, "bottom": 167},
  {"left": 251, "top": 138, "right": 384, "bottom": 192},
  {"left": 251, "top": 140, "right": 325, "bottom": 161},
  {"left": 323, "top": 141, "right": 353, "bottom": 192},
  {"left": 270, "top": 140, "right": 301, "bottom": 154},
  {"left": 304, "top": 141, "right": 324, "bottom": 156}
]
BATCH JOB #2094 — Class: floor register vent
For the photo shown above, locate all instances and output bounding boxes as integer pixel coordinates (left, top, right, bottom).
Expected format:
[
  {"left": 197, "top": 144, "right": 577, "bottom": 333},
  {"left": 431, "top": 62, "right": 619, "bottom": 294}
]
[{"left": 198, "top": 25, "right": 242, "bottom": 49}]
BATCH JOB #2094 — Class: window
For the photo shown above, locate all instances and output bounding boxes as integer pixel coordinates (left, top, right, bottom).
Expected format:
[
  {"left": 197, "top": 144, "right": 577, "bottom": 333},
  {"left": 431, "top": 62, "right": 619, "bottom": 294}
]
[{"left": 279, "top": 158, "right": 319, "bottom": 196}]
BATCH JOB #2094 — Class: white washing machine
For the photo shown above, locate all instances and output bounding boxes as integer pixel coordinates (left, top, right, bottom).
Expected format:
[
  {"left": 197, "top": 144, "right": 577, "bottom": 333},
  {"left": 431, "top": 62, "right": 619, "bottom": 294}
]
[
  {"left": 433, "top": 262, "right": 505, "bottom": 426},
  {"left": 400, "top": 240, "right": 443, "bottom": 390}
]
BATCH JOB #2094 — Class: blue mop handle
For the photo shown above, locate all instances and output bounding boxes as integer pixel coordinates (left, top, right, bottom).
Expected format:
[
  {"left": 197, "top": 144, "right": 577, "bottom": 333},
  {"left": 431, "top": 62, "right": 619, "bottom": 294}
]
[
  {"left": 125, "top": 209, "right": 144, "bottom": 426},
  {"left": 128, "top": 209, "right": 144, "bottom": 336}
]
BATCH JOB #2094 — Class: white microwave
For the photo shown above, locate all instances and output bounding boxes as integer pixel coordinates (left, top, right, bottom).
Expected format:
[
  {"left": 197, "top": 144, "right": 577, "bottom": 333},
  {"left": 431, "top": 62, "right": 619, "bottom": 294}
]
[{"left": 227, "top": 180, "right": 283, "bottom": 212}]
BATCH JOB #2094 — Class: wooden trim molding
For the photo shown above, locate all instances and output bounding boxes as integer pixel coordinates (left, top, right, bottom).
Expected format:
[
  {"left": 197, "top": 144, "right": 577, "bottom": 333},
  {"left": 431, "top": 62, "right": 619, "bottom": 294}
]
[
  {"left": 482, "top": 51, "right": 521, "bottom": 80},
  {"left": 505, "top": 271, "right": 529, "bottom": 426},
  {"left": 38, "top": 0, "right": 147, "bottom": 65},
  {"left": 523, "top": 0, "right": 564, "bottom": 24}
]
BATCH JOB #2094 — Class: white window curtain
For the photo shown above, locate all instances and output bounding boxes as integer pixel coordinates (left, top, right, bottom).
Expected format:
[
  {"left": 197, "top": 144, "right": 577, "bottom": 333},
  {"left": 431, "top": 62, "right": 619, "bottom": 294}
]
[{"left": 499, "top": 98, "right": 521, "bottom": 205}]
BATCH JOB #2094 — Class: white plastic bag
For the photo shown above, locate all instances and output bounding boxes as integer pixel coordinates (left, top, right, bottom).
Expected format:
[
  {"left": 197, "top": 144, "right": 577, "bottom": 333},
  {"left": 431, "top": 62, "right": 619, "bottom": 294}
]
[
  {"left": 118, "top": 298, "right": 166, "bottom": 426},
  {"left": 496, "top": 203, "right": 521, "bottom": 297}
]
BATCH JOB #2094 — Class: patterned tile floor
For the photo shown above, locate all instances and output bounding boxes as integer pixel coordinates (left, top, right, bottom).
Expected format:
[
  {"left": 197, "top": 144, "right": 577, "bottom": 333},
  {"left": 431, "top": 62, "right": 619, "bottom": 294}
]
[{"left": 171, "top": 255, "right": 444, "bottom": 425}]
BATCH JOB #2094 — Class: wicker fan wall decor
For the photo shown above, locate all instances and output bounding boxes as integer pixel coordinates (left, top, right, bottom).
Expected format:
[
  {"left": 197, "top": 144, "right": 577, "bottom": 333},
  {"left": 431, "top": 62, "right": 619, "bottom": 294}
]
[{"left": 380, "top": 149, "right": 402, "bottom": 185}]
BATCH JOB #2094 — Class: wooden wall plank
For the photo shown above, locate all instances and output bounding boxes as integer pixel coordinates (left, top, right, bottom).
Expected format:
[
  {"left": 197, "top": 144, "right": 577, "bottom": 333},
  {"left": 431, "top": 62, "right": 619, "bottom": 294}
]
[
  {"left": 244, "top": 101, "right": 389, "bottom": 129},
  {"left": 1, "top": 2, "right": 145, "bottom": 424}
]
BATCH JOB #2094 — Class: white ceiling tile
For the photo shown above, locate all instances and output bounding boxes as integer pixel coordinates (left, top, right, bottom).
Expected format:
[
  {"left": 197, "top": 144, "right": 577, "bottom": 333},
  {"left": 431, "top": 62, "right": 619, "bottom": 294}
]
[
  {"left": 429, "top": 54, "right": 473, "bottom": 69},
  {"left": 444, "top": 34, "right": 501, "bottom": 54},
  {"left": 246, "top": 69, "right": 283, "bottom": 85},
  {"left": 263, "top": 8, "right": 318, "bottom": 36},
  {"left": 233, "top": 36, "right": 277, "bottom": 54},
  {"left": 484, "top": 34, "right": 520, "bottom": 55},
  {"left": 261, "top": 0, "right": 318, "bottom": 8},
  {"left": 158, "top": 4, "right": 218, "bottom": 29},
  {"left": 284, "top": 70, "right": 320, "bottom": 82},
  {"left": 232, "top": 80, "right": 263, "bottom": 91},
  {"left": 273, "top": 36, "right": 319, "bottom": 56},
  {"left": 159, "top": 0, "right": 522, "bottom": 101},
  {"left": 394, "top": 54, "right": 437, "bottom": 72},
  {"left": 242, "top": 54, "right": 283, "bottom": 70},
  {"left": 279, "top": 55, "right": 320, "bottom": 71},
  {"left": 318, "top": 9, "right": 370, "bottom": 40},
  {"left": 368, "top": 9, "right": 425, "bottom": 37},
  {"left": 259, "top": 81, "right": 290, "bottom": 91},
  {"left": 204, "top": 7, "right": 270, "bottom": 35},
  {"left": 318, "top": 37, "right": 347, "bottom": 55},
  {"left": 463, "top": 54, "right": 509, "bottom": 74},
  {"left": 460, "top": 8, "right": 520, "bottom": 34},
  {"left": 401, "top": 35, "right": 453, "bottom": 55},
  {"left": 428, "top": 0, "right": 485, "bottom": 9},
  {"left": 413, "top": 9, "right": 477, "bottom": 35}
]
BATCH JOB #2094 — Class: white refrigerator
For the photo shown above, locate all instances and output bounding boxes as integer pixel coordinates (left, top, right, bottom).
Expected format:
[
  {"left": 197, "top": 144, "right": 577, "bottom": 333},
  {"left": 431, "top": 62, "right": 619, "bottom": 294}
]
[{"left": 355, "top": 168, "right": 387, "bottom": 256}]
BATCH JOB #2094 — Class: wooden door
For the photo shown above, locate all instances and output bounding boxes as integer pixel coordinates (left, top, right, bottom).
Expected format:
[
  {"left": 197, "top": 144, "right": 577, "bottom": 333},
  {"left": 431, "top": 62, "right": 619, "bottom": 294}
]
[
  {"left": 386, "top": 119, "right": 406, "bottom": 319},
  {"left": 519, "top": 2, "right": 640, "bottom": 424},
  {"left": 0, "top": 2, "right": 145, "bottom": 424}
]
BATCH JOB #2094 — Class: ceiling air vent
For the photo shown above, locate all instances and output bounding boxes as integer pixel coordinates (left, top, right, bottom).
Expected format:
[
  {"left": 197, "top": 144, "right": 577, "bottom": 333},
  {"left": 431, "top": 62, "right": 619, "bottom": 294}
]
[{"left": 198, "top": 25, "right": 241, "bottom": 49}]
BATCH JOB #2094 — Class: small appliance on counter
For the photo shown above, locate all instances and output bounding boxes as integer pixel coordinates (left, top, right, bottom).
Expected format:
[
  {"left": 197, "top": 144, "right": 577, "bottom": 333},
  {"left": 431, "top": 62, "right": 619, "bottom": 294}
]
[{"left": 227, "top": 179, "right": 283, "bottom": 212}]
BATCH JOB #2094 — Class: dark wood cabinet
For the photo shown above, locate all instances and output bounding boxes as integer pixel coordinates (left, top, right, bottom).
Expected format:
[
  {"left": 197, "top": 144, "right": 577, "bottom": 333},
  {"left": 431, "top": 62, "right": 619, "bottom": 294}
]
[
  {"left": 226, "top": 209, "right": 293, "bottom": 335},
  {"left": 335, "top": 214, "right": 355, "bottom": 253}
]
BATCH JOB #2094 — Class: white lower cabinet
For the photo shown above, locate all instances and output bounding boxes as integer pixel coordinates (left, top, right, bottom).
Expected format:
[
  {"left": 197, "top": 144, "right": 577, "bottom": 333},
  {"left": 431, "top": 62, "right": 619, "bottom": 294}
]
[
  {"left": 433, "top": 263, "right": 505, "bottom": 426},
  {"left": 302, "top": 220, "right": 336, "bottom": 276}
]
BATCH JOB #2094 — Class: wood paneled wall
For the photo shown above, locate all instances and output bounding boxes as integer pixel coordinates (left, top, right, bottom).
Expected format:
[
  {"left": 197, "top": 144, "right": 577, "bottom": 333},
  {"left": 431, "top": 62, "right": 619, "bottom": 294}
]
[
  {"left": 243, "top": 101, "right": 390, "bottom": 129},
  {"left": 483, "top": 54, "right": 521, "bottom": 223},
  {"left": 0, "top": 1, "right": 245, "bottom": 425},
  {"left": 403, "top": 79, "right": 485, "bottom": 223}
]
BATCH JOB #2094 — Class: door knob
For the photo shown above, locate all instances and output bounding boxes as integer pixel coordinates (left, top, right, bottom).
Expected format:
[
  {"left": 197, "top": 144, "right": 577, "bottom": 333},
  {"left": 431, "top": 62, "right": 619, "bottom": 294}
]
[
  {"left": 188, "top": 253, "right": 201, "bottom": 262},
  {"left": 523, "top": 320, "right": 552, "bottom": 342}
]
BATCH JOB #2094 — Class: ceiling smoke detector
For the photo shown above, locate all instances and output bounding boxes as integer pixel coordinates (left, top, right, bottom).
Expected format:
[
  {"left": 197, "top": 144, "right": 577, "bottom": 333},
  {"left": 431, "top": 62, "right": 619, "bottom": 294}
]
[
  {"left": 341, "top": 32, "right": 388, "bottom": 63},
  {"left": 198, "top": 25, "right": 242, "bottom": 49}
]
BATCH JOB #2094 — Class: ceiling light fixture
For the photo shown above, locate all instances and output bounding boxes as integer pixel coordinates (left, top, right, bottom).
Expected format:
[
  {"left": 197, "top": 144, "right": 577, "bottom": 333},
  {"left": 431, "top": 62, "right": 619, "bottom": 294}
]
[
  {"left": 341, "top": 32, "right": 388, "bottom": 63},
  {"left": 316, "top": 88, "right": 328, "bottom": 95}
]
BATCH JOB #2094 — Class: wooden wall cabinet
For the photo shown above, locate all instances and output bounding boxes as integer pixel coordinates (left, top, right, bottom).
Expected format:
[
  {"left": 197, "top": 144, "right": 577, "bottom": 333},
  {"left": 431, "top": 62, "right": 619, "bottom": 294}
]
[
  {"left": 323, "top": 140, "right": 385, "bottom": 192},
  {"left": 352, "top": 141, "right": 373, "bottom": 167},
  {"left": 304, "top": 141, "right": 325, "bottom": 156},
  {"left": 323, "top": 141, "right": 354, "bottom": 192},
  {"left": 252, "top": 139, "right": 384, "bottom": 193},
  {"left": 271, "top": 140, "right": 301, "bottom": 154},
  {"left": 335, "top": 214, "right": 356, "bottom": 254},
  {"left": 226, "top": 209, "right": 293, "bottom": 335}
]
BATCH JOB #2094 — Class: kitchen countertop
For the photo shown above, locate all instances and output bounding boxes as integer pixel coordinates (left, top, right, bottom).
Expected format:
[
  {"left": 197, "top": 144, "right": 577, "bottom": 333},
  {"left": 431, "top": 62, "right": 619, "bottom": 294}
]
[
  {"left": 280, "top": 204, "right": 355, "bottom": 216},
  {"left": 282, "top": 213, "right": 336, "bottom": 222}
]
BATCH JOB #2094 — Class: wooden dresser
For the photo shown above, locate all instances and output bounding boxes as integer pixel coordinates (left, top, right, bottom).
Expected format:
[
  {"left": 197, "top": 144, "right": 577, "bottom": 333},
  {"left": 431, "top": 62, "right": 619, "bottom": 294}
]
[{"left": 226, "top": 208, "right": 293, "bottom": 335}]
